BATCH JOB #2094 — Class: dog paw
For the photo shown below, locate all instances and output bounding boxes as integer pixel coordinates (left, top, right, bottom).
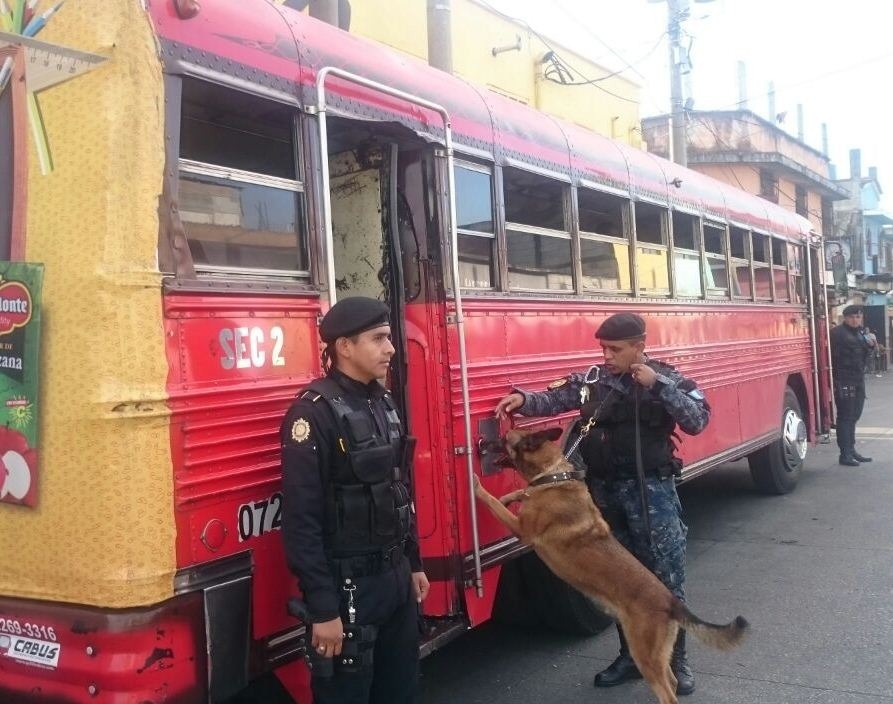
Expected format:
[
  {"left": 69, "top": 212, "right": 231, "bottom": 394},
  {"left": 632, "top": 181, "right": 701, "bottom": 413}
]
[{"left": 472, "top": 474, "right": 483, "bottom": 497}]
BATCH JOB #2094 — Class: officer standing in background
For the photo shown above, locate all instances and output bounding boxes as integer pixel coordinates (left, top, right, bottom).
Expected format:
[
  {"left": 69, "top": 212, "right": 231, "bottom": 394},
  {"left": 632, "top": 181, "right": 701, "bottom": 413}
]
[
  {"left": 494, "top": 313, "right": 709, "bottom": 697},
  {"left": 830, "top": 304, "right": 873, "bottom": 466},
  {"left": 281, "top": 296, "right": 429, "bottom": 704}
]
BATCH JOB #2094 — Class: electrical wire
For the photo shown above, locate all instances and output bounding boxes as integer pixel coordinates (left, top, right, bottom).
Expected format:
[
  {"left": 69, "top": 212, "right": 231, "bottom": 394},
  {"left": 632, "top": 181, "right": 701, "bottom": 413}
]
[
  {"left": 473, "top": 0, "right": 642, "bottom": 104},
  {"left": 543, "top": 31, "right": 667, "bottom": 88},
  {"left": 709, "top": 49, "right": 893, "bottom": 114}
]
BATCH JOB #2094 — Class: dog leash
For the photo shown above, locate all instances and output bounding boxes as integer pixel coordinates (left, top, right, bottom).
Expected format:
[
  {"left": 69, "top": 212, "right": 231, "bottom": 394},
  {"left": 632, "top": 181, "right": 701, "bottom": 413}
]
[
  {"left": 633, "top": 385, "right": 654, "bottom": 550},
  {"left": 563, "top": 374, "right": 622, "bottom": 460}
]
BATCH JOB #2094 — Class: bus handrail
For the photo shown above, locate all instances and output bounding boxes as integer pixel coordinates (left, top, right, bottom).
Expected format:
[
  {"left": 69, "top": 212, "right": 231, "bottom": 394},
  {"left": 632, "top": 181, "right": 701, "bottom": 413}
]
[
  {"left": 805, "top": 233, "right": 822, "bottom": 437},
  {"left": 314, "top": 67, "right": 484, "bottom": 597}
]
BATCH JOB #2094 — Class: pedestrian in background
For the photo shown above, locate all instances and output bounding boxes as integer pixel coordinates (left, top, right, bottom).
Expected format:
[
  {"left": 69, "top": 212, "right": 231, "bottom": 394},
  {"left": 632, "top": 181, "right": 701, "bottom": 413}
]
[
  {"left": 864, "top": 327, "right": 878, "bottom": 375},
  {"left": 830, "top": 305, "right": 873, "bottom": 466}
]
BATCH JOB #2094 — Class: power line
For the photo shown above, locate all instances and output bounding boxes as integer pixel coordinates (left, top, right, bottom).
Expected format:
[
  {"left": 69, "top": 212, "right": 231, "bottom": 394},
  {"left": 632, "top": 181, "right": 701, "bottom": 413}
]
[
  {"left": 473, "top": 0, "right": 642, "bottom": 104},
  {"left": 709, "top": 49, "right": 893, "bottom": 114},
  {"left": 543, "top": 30, "right": 667, "bottom": 88},
  {"left": 553, "top": 0, "right": 650, "bottom": 81}
]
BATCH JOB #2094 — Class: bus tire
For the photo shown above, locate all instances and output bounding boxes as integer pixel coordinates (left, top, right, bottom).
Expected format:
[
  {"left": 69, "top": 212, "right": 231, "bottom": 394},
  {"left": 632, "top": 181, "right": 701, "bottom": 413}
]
[
  {"left": 493, "top": 552, "right": 612, "bottom": 636},
  {"left": 748, "top": 386, "right": 807, "bottom": 495}
]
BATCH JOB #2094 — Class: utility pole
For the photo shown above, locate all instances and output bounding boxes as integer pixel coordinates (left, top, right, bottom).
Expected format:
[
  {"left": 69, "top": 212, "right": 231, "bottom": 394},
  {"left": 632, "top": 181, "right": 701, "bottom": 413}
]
[
  {"left": 667, "top": 0, "right": 687, "bottom": 166},
  {"left": 651, "top": 0, "right": 714, "bottom": 166}
]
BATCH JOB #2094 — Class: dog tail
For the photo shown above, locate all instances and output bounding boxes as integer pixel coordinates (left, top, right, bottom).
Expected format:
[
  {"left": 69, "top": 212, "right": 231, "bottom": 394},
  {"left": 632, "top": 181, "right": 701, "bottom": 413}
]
[{"left": 671, "top": 600, "right": 749, "bottom": 651}]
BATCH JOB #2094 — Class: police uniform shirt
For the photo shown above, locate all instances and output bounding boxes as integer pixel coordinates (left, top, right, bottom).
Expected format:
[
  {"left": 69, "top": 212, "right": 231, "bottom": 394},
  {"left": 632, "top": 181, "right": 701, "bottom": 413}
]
[
  {"left": 516, "top": 359, "right": 710, "bottom": 437},
  {"left": 280, "top": 369, "right": 423, "bottom": 622}
]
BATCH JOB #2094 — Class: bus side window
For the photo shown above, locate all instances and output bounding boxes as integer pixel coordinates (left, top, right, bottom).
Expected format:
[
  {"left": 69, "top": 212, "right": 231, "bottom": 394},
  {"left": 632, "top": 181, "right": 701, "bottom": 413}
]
[
  {"left": 729, "top": 226, "right": 752, "bottom": 299},
  {"left": 789, "top": 243, "right": 805, "bottom": 303},
  {"left": 703, "top": 223, "right": 730, "bottom": 298},
  {"left": 671, "top": 210, "right": 702, "bottom": 297},
  {"left": 578, "top": 188, "right": 631, "bottom": 293},
  {"left": 454, "top": 163, "right": 495, "bottom": 290},
  {"left": 771, "top": 237, "right": 790, "bottom": 302},
  {"left": 752, "top": 232, "right": 772, "bottom": 300},
  {"left": 634, "top": 201, "right": 669, "bottom": 296},
  {"left": 503, "top": 167, "right": 572, "bottom": 292},
  {"left": 177, "top": 78, "right": 307, "bottom": 278}
]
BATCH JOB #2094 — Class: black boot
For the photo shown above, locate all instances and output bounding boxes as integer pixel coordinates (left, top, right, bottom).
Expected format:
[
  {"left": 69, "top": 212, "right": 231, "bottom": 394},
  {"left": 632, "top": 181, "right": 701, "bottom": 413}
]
[
  {"left": 671, "top": 630, "right": 695, "bottom": 696},
  {"left": 593, "top": 625, "right": 642, "bottom": 687},
  {"left": 839, "top": 452, "right": 860, "bottom": 466},
  {"left": 852, "top": 451, "right": 872, "bottom": 463}
]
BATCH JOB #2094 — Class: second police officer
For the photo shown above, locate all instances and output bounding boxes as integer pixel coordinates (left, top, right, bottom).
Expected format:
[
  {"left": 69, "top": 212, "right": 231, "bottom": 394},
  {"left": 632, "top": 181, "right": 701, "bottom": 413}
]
[
  {"left": 495, "top": 312, "right": 710, "bottom": 696},
  {"left": 281, "top": 297, "right": 429, "bottom": 704},
  {"left": 830, "top": 304, "right": 873, "bottom": 466}
]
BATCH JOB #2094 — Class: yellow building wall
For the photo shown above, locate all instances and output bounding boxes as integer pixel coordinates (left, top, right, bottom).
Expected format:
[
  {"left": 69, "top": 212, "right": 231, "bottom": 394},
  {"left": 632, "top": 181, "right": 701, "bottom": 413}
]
[
  {"left": 0, "top": 0, "right": 175, "bottom": 607},
  {"left": 349, "top": 0, "right": 428, "bottom": 61},
  {"left": 347, "top": 0, "right": 643, "bottom": 146}
]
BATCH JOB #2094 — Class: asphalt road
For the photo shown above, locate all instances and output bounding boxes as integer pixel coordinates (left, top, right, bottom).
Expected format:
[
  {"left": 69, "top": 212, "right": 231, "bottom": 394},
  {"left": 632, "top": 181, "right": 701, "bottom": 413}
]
[{"left": 420, "top": 373, "right": 893, "bottom": 704}]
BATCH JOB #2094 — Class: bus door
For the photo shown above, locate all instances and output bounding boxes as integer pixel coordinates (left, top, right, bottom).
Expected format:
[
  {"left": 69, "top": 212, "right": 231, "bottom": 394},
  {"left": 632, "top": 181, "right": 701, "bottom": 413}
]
[
  {"left": 318, "top": 110, "right": 473, "bottom": 629},
  {"left": 808, "top": 241, "right": 833, "bottom": 435}
]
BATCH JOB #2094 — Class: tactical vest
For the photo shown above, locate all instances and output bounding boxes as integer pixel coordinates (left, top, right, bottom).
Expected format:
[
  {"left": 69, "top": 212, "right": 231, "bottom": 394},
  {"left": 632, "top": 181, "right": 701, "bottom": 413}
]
[
  {"left": 831, "top": 325, "right": 871, "bottom": 383},
  {"left": 579, "top": 366, "right": 679, "bottom": 480},
  {"left": 304, "top": 378, "right": 411, "bottom": 558}
]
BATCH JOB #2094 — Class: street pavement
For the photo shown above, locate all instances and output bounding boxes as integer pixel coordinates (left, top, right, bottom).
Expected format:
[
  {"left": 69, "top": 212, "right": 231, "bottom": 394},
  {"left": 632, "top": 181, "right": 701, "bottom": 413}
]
[{"left": 420, "top": 373, "right": 893, "bottom": 704}]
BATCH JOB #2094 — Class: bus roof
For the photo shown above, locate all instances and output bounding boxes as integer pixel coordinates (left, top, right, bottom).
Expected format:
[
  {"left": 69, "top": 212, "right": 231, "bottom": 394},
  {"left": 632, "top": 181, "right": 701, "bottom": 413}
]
[{"left": 149, "top": 0, "right": 813, "bottom": 242}]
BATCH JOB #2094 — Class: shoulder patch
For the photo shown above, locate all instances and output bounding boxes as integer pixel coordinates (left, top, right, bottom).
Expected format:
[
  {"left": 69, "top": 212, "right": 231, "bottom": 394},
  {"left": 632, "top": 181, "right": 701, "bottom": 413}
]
[
  {"left": 300, "top": 391, "right": 322, "bottom": 402},
  {"left": 291, "top": 418, "right": 311, "bottom": 443},
  {"left": 548, "top": 378, "right": 568, "bottom": 390}
]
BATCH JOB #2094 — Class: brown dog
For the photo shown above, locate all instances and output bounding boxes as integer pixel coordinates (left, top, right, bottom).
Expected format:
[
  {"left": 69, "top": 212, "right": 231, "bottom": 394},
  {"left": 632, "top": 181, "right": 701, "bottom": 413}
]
[{"left": 473, "top": 427, "right": 748, "bottom": 704}]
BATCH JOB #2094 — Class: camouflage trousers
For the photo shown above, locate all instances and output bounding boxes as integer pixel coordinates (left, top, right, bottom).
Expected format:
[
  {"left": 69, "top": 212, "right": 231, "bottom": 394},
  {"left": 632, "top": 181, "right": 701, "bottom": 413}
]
[{"left": 588, "top": 476, "right": 687, "bottom": 601}]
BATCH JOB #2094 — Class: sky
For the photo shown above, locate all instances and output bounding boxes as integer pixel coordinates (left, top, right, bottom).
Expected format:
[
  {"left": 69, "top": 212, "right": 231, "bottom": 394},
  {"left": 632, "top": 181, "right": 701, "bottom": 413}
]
[{"left": 484, "top": 0, "right": 893, "bottom": 208}]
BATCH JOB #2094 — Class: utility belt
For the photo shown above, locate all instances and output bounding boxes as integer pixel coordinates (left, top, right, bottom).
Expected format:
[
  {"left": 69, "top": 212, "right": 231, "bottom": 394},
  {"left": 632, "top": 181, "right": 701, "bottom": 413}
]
[
  {"left": 328, "top": 541, "right": 407, "bottom": 580},
  {"left": 595, "top": 461, "right": 678, "bottom": 485}
]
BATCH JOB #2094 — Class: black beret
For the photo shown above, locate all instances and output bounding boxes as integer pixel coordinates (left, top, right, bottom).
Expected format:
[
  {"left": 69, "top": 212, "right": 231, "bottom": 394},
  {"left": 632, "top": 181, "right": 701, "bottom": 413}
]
[
  {"left": 595, "top": 313, "right": 646, "bottom": 341},
  {"left": 320, "top": 297, "right": 390, "bottom": 344},
  {"left": 842, "top": 304, "right": 863, "bottom": 316}
]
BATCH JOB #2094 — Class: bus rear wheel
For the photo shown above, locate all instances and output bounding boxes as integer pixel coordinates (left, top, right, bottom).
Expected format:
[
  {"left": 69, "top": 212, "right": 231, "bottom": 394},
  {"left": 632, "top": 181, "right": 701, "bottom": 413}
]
[{"left": 748, "top": 386, "right": 807, "bottom": 494}]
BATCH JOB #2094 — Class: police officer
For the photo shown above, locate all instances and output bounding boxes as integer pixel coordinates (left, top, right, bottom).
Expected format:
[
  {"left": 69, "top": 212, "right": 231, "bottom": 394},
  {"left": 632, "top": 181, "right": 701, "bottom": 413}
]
[
  {"left": 281, "top": 296, "right": 430, "bottom": 704},
  {"left": 830, "top": 304, "right": 873, "bottom": 466},
  {"left": 494, "top": 313, "right": 709, "bottom": 696}
]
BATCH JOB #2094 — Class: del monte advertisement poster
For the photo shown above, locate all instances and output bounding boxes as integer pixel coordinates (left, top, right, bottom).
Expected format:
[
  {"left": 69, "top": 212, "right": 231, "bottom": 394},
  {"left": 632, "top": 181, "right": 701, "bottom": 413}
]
[{"left": 0, "top": 262, "right": 43, "bottom": 508}]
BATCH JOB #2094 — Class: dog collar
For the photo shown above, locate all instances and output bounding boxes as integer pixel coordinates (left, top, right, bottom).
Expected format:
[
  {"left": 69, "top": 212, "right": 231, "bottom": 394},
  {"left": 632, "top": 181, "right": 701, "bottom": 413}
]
[{"left": 528, "top": 469, "right": 587, "bottom": 487}]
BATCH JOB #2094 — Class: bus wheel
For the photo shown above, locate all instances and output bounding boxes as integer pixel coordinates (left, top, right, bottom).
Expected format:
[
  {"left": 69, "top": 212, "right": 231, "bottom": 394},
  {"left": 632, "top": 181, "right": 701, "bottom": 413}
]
[
  {"left": 493, "top": 552, "right": 612, "bottom": 636},
  {"left": 748, "top": 387, "right": 807, "bottom": 495}
]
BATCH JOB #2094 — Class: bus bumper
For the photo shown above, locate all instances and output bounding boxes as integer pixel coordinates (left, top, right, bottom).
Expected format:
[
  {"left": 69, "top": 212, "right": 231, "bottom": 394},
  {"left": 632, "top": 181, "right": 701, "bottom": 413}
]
[{"left": 0, "top": 591, "right": 207, "bottom": 704}]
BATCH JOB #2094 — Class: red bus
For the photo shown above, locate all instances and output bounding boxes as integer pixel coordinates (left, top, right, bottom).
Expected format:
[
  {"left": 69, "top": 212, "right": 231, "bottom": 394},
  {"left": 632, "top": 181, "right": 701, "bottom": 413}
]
[{"left": 0, "top": 1, "right": 831, "bottom": 702}]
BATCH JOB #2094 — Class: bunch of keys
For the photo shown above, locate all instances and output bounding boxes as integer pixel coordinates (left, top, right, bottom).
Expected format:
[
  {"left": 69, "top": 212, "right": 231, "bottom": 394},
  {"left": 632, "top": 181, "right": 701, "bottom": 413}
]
[
  {"left": 343, "top": 579, "right": 357, "bottom": 624},
  {"left": 580, "top": 365, "right": 600, "bottom": 405}
]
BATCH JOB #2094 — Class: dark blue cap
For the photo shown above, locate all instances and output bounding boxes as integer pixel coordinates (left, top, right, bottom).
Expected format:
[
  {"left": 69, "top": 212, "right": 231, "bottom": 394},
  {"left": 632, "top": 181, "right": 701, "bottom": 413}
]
[
  {"left": 319, "top": 297, "right": 390, "bottom": 344},
  {"left": 595, "top": 313, "right": 646, "bottom": 341}
]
